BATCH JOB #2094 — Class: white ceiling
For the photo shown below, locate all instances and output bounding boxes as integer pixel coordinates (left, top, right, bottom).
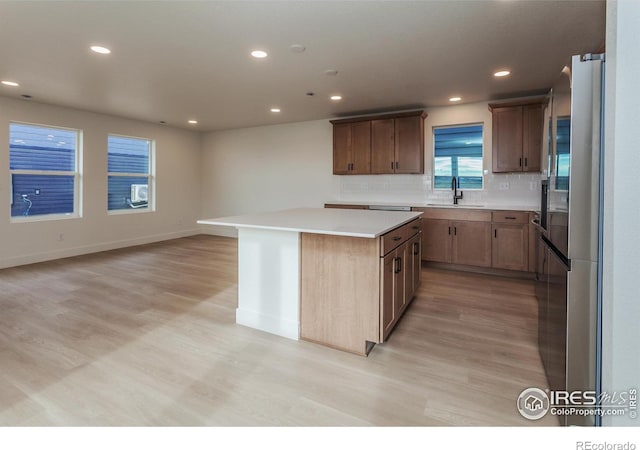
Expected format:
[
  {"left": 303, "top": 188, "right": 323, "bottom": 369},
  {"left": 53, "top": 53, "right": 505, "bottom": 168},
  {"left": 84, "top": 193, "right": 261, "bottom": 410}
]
[{"left": 0, "top": 1, "right": 605, "bottom": 132}]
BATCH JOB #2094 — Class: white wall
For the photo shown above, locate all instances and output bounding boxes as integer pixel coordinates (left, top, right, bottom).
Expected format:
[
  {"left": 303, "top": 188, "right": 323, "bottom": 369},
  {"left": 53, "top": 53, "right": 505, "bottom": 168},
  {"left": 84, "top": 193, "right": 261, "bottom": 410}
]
[
  {"left": 602, "top": 0, "right": 640, "bottom": 427},
  {"left": 0, "top": 97, "right": 202, "bottom": 269},
  {"left": 200, "top": 119, "right": 334, "bottom": 236}
]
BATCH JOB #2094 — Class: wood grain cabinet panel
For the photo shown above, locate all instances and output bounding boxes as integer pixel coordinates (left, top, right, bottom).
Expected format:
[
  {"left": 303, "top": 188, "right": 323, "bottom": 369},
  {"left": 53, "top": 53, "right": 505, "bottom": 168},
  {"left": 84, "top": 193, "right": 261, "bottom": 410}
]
[
  {"left": 332, "top": 121, "right": 371, "bottom": 175},
  {"left": 407, "top": 233, "right": 422, "bottom": 300},
  {"left": 489, "top": 97, "right": 548, "bottom": 173},
  {"left": 492, "top": 223, "right": 529, "bottom": 271},
  {"left": 421, "top": 218, "right": 452, "bottom": 263},
  {"left": 394, "top": 115, "right": 424, "bottom": 174},
  {"left": 351, "top": 121, "right": 372, "bottom": 174},
  {"left": 522, "top": 104, "right": 544, "bottom": 172},
  {"left": 300, "top": 218, "right": 422, "bottom": 355},
  {"left": 332, "top": 110, "right": 425, "bottom": 175},
  {"left": 371, "top": 119, "right": 395, "bottom": 174},
  {"left": 332, "top": 123, "right": 352, "bottom": 175},
  {"left": 492, "top": 106, "right": 523, "bottom": 173},
  {"left": 415, "top": 207, "right": 534, "bottom": 273},
  {"left": 451, "top": 221, "right": 492, "bottom": 267}
]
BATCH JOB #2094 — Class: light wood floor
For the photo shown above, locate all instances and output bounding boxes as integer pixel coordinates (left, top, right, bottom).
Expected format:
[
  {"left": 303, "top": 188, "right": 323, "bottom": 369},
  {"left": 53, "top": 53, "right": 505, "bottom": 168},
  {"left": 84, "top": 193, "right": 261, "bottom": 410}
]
[{"left": 0, "top": 235, "right": 557, "bottom": 426}]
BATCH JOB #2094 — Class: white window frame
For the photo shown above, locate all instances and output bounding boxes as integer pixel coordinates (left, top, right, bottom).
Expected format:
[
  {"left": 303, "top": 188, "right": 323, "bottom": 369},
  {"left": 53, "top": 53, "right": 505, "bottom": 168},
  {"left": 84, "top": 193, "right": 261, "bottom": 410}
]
[
  {"left": 9, "top": 121, "right": 83, "bottom": 223},
  {"left": 107, "top": 133, "right": 155, "bottom": 215}
]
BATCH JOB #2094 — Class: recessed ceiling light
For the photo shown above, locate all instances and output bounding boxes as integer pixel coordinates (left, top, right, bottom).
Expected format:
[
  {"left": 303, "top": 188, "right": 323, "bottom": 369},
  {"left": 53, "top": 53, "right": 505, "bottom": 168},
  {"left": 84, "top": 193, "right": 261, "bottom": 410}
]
[
  {"left": 494, "top": 70, "right": 511, "bottom": 77},
  {"left": 251, "top": 50, "right": 268, "bottom": 58},
  {"left": 188, "top": 120, "right": 198, "bottom": 124},
  {"left": 330, "top": 95, "right": 342, "bottom": 101},
  {"left": 270, "top": 108, "right": 281, "bottom": 113},
  {"left": 1, "top": 80, "right": 19, "bottom": 87},
  {"left": 90, "top": 45, "right": 111, "bottom": 54},
  {"left": 449, "top": 96, "right": 462, "bottom": 102},
  {"left": 289, "top": 44, "right": 306, "bottom": 53}
]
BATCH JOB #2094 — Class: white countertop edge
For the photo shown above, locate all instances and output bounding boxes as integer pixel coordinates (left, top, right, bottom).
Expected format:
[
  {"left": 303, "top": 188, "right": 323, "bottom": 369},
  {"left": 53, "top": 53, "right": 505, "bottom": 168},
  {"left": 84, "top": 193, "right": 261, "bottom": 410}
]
[
  {"left": 197, "top": 220, "right": 377, "bottom": 238},
  {"left": 197, "top": 210, "right": 422, "bottom": 239},
  {"left": 325, "top": 200, "right": 538, "bottom": 212}
]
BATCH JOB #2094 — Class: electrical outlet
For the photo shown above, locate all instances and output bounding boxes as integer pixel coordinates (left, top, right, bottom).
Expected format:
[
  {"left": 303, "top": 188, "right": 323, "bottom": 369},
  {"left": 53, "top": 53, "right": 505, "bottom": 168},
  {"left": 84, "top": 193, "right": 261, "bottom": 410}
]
[{"left": 499, "top": 182, "right": 510, "bottom": 191}]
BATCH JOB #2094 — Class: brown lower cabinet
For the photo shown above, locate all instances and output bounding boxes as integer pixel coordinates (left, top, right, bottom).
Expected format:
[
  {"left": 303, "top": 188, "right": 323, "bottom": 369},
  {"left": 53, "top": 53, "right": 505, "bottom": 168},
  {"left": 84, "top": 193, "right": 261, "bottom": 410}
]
[
  {"left": 419, "top": 214, "right": 491, "bottom": 267},
  {"left": 300, "top": 218, "right": 422, "bottom": 355},
  {"left": 380, "top": 231, "right": 422, "bottom": 341},
  {"left": 451, "top": 221, "right": 492, "bottom": 267},
  {"left": 416, "top": 207, "right": 534, "bottom": 273}
]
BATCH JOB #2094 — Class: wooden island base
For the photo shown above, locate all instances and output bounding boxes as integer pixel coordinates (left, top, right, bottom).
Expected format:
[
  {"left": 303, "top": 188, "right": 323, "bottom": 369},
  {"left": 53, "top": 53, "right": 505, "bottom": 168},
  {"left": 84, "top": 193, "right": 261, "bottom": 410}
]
[{"left": 300, "top": 219, "right": 421, "bottom": 356}]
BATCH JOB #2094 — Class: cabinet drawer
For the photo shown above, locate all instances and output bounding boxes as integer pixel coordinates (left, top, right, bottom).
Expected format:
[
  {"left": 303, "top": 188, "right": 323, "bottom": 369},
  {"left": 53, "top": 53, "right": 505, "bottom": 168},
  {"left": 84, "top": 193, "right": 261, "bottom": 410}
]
[
  {"left": 491, "top": 211, "right": 529, "bottom": 224},
  {"left": 381, "top": 218, "right": 421, "bottom": 256}
]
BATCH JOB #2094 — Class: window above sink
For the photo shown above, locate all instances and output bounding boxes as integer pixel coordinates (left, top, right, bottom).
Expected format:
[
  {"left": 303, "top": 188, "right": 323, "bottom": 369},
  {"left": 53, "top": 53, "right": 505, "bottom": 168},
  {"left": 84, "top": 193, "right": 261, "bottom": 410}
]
[{"left": 434, "top": 124, "right": 484, "bottom": 190}]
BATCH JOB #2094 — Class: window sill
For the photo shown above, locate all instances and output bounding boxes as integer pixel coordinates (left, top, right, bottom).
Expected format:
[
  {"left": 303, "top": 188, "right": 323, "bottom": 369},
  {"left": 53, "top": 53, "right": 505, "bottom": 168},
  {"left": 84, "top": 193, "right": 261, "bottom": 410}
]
[
  {"left": 107, "top": 207, "right": 155, "bottom": 216},
  {"left": 10, "top": 213, "right": 81, "bottom": 224}
]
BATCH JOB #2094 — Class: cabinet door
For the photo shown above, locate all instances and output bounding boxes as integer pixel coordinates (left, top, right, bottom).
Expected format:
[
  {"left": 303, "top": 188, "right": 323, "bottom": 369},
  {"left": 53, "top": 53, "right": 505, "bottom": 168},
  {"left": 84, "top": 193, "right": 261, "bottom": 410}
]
[
  {"left": 522, "top": 104, "right": 544, "bottom": 172},
  {"left": 333, "top": 123, "right": 352, "bottom": 174},
  {"left": 351, "top": 121, "right": 372, "bottom": 174},
  {"left": 421, "top": 218, "right": 452, "bottom": 263},
  {"left": 396, "top": 243, "right": 408, "bottom": 313},
  {"left": 451, "top": 221, "right": 492, "bottom": 267},
  {"left": 492, "top": 106, "right": 523, "bottom": 173},
  {"left": 380, "top": 251, "right": 397, "bottom": 340},
  {"left": 394, "top": 115, "right": 424, "bottom": 174},
  {"left": 406, "top": 233, "right": 422, "bottom": 300},
  {"left": 371, "top": 119, "right": 395, "bottom": 174},
  {"left": 492, "top": 224, "right": 529, "bottom": 271}
]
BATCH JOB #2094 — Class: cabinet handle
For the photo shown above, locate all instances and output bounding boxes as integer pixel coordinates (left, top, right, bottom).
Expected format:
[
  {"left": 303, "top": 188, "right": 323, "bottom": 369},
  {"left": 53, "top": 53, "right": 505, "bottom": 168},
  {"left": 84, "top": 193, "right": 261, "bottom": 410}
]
[
  {"left": 395, "top": 257, "right": 403, "bottom": 274},
  {"left": 519, "top": 158, "right": 522, "bottom": 167},
  {"left": 495, "top": 229, "right": 497, "bottom": 238},
  {"left": 412, "top": 226, "right": 419, "bottom": 230},
  {"left": 392, "top": 236, "right": 402, "bottom": 241},
  {"left": 524, "top": 157, "right": 528, "bottom": 167},
  {"left": 505, "top": 216, "right": 517, "bottom": 220},
  {"left": 413, "top": 242, "right": 419, "bottom": 255},
  {"left": 391, "top": 162, "right": 394, "bottom": 170},
  {"left": 395, "top": 161, "right": 399, "bottom": 169},
  {"left": 448, "top": 226, "right": 451, "bottom": 235},
  {"left": 454, "top": 226, "right": 457, "bottom": 235}
]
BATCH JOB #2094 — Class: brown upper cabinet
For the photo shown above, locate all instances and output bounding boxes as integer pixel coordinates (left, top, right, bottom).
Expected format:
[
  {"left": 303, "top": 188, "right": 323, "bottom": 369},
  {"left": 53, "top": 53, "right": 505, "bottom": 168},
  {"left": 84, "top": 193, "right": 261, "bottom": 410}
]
[
  {"left": 489, "top": 97, "right": 547, "bottom": 173},
  {"left": 331, "top": 110, "right": 426, "bottom": 175},
  {"left": 332, "top": 121, "right": 371, "bottom": 174}
]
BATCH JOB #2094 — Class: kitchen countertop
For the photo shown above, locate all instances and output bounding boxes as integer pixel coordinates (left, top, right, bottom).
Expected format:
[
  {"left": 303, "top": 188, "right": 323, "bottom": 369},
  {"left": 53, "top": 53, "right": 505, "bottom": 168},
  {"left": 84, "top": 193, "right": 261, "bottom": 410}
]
[
  {"left": 198, "top": 207, "right": 423, "bottom": 238},
  {"left": 325, "top": 200, "right": 538, "bottom": 212}
]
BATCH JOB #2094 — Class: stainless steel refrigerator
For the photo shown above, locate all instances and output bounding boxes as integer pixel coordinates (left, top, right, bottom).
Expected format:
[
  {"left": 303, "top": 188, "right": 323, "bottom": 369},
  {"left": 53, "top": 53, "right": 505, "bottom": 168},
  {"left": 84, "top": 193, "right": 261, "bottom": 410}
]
[{"left": 535, "top": 53, "right": 605, "bottom": 426}]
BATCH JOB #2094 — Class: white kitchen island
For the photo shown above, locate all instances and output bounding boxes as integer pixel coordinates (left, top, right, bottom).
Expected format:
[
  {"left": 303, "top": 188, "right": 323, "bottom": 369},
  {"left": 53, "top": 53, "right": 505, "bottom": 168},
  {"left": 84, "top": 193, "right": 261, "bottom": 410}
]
[{"left": 198, "top": 208, "right": 422, "bottom": 355}]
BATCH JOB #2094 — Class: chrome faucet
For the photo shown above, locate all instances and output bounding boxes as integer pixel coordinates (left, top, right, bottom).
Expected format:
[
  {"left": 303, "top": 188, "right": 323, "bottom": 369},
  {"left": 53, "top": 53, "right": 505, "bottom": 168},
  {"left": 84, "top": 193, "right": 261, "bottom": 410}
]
[{"left": 452, "top": 176, "right": 463, "bottom": 205}]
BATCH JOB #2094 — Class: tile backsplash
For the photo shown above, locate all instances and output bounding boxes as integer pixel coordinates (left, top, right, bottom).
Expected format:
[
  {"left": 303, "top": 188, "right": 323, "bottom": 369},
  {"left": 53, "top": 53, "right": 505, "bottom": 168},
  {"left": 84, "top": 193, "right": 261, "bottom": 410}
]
[{"left": 332, "top": 172, "right": 542, "bottom": 207}]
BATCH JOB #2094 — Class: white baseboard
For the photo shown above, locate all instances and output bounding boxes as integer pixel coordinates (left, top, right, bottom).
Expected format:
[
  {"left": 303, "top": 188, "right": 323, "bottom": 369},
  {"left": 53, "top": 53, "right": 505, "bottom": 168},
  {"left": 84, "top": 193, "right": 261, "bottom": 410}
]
[
  {"left": 0, "top": 228, "right": 201, "bottom": 269},
  {"left": 236, "top": 307, "right": 300, "bottom": 341}
]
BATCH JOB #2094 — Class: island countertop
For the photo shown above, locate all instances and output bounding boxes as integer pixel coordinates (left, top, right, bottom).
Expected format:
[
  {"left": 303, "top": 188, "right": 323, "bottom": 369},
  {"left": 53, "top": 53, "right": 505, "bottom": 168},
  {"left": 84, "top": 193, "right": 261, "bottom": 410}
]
[{"left": 198, "top": 207, "right": 422, "bottom": 238}]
